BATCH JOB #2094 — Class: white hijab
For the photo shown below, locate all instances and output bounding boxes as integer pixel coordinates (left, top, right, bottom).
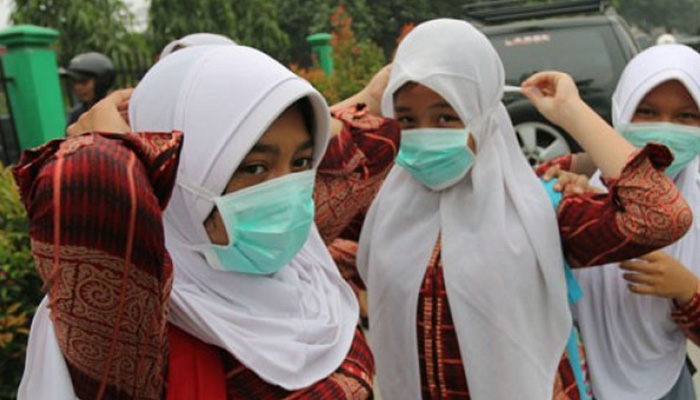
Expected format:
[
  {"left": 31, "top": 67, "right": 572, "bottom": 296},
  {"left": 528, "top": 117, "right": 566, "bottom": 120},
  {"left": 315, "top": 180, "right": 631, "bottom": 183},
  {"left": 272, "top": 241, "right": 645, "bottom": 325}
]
[
  {"left": 131, "top": 45, "right": 358, "bottom": 390},
  {"left": 357, "top": 19, "right": 571, "bottom": 400},
  {"left": 18, "top": 46, "right": 359, "bottom": 398},
  {"left": 573, "top": 44, "right": 700, "bottom": 400},
  {"left": 159, "top": 33, "right": 236, "bottom": 59}
]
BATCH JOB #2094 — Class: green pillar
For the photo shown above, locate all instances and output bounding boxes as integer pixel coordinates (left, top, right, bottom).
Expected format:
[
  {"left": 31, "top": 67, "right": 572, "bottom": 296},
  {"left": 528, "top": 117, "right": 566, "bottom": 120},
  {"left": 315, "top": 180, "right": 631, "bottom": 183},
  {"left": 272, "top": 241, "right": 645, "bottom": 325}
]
[
  {"left": 0, "top": 25, "right": 65, "bottom": 151},
  {"left": 306, "top": 33, "right": 334, "bottom": 77}
]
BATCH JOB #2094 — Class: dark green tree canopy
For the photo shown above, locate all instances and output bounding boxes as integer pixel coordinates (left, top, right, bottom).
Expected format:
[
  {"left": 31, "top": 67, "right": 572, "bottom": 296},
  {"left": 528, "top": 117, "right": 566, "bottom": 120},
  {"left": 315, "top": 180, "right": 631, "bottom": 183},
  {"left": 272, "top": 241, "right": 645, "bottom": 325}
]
[{"left": 12, "top": 0, "right": 149, "bottom": 66}]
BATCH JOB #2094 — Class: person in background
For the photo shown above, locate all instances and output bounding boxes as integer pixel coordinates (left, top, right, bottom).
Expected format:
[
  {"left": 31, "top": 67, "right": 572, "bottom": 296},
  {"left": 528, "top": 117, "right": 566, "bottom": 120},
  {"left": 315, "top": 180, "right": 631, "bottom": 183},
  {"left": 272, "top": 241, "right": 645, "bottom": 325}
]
[
  {"left": 64, "top": 52, "right": 115, "bottom": 125},
  {"left": 557, "top": 44, "right": 700, "bottom": 400}
]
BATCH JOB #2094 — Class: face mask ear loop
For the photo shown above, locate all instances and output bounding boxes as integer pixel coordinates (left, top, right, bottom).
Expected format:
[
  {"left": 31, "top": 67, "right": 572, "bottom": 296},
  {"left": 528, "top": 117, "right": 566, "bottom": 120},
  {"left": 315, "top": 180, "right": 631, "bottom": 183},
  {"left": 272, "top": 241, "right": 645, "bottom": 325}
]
[{"left": 177, "top": 173, "right": 219, "bottom": 203}]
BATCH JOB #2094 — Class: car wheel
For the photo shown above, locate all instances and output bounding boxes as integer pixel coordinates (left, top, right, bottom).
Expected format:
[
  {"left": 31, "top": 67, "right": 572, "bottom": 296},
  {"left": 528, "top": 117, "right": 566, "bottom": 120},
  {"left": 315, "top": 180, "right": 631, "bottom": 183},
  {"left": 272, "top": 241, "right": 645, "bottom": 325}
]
[{"left": 514, "top": 121, "right": 572, "bottom": 166}]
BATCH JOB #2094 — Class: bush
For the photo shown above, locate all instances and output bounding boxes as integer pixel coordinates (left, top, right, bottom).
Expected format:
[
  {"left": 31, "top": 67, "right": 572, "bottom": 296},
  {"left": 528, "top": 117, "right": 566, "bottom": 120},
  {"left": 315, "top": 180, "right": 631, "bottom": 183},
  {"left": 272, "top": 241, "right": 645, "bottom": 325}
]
[
  {"left": 291, "top": 5, "right": 386, "bottom": 105},
  {"left": 0, "top": 163, "right": 42, "bottom": 400}
]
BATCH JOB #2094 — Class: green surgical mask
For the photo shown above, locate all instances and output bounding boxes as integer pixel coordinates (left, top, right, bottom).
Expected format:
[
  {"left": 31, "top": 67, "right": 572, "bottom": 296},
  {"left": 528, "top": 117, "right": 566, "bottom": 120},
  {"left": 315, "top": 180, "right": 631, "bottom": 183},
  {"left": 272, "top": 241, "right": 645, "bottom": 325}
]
[
  {"left": 621, "top": 122, "right": 700, "bottom": 178},
  {"left": 181, "top": 170, "right": 316, "bottom": 275},
  {"left": 396, "top": 128, "right": 475, "bottom": 191}
]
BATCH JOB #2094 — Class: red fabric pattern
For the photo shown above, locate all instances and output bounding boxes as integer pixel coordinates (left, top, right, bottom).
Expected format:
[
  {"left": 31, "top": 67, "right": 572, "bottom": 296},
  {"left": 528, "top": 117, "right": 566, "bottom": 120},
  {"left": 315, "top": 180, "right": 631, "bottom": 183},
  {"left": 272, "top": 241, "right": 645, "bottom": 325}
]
[
  {"left": 558, "top": 144, "right": 692, "bottom": 268},
  {"left": 672, "top": 287, "right": 700, "bottom": 347},
  {"left": 416, "top": 239, "right": 586, "bottom": 400},
  {"left": 220, "top": 328, "right": 374, "bottom": 399},
  {"left": 15, "top": 132, "right": 182, "bottom": 400},
  {"left": 314, "top": 104, "right": 400, "bottom": 245}
]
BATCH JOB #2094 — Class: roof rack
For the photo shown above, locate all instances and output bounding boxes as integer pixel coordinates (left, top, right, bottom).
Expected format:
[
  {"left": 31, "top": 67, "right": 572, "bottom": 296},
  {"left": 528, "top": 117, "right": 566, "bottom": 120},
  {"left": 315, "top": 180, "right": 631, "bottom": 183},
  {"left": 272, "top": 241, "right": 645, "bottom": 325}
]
[{"left": 463, "top": 0, "right": 609, "bottom": 24}]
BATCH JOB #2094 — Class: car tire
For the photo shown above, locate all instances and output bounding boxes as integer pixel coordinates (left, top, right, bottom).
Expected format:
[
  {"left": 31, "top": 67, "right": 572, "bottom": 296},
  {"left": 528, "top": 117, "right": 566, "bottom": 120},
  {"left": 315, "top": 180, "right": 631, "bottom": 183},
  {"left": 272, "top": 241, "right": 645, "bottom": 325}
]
[{"left": 513, "top": 120, "right": 580, "bottom": 166}]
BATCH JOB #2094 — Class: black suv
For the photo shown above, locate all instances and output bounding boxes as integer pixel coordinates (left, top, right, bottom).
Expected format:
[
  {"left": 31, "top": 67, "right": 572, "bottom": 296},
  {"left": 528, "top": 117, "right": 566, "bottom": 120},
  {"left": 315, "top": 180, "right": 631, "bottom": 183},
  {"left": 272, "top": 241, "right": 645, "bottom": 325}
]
[{"left": 465, "top": 0, "right": 639, "bottom": 165}]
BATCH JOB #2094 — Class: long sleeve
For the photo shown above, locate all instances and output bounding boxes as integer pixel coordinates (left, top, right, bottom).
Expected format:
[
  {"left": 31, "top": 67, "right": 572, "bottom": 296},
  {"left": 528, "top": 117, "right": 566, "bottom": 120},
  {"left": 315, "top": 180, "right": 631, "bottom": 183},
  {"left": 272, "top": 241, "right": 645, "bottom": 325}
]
[
  {"left": 13, "top": 132, "right": 182, "bottom": 400},
  {"left": 557, "top": 143, "right": 692, "bottom": 268},
  {"left": 672, "top": 288, "right": 700, "bottom": 346},
  {"left": 314, "top": 104, "right": 400, "bottom": 244}
]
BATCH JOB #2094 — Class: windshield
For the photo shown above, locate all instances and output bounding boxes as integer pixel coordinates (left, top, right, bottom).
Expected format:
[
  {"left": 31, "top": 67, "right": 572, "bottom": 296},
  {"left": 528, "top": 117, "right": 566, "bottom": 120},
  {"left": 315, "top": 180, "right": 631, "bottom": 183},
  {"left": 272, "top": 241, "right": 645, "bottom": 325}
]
[{"left": 489, "top": 25, "right": 624, "bottom": 90}]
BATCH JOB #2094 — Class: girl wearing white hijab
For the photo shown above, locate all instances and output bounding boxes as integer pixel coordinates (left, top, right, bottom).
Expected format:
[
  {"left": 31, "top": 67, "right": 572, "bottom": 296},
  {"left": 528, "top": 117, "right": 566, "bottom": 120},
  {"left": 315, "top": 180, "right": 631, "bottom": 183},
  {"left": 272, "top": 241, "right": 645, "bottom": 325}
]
[
  {"left": 159, "top": 32, "right": 236, "bottom": 59},
  {"left": 357, "top": 19, "right": 692, "bottom": 400},
  {"left": 573, "top": 44, "right": 700, "bottom": 400},
  {"left": 15, "top": 45, "right": 378, "bottom": 400}
]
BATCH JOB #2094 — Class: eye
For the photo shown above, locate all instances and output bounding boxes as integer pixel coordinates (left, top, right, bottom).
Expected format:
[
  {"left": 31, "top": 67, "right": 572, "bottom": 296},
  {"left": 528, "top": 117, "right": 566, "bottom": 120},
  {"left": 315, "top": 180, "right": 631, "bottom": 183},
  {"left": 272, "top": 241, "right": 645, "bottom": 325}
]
[
  {"left": 677, "top": 111, "right": 700, "bottom": 122},
  {"left": 438, "top": 114, "right": 461, "bottom": 125},
  {"left": 396, "top": 115, "right": 415, "bottom": 128},
  {"left": 634, "top": 106, "right": 657, "bottom": 119},
  {"left": 292, "top": 157, "right": 314, "bottom": 170},
  {"left": 237, "top": 163, "right": 267, "bottom": 175}
]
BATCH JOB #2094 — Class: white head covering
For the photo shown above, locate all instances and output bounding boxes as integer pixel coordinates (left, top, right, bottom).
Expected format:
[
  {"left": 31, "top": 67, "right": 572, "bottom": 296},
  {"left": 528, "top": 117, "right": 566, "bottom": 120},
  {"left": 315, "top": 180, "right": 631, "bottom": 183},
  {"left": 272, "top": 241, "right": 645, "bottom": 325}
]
[
  {"left": 574, "top": 44, "right": 700, "bottom": 400},
  {"left": 159, "top": 33, "right": 236, "bottom": 59},
  {"left": 357, "top": 19, "right": 571, "bottom": 400},
  {"left": 17, "top": 45, "right": 359, "bottom": 398},
  {"left": 129, "top": 45, "right": 358, "bottom": 390}
]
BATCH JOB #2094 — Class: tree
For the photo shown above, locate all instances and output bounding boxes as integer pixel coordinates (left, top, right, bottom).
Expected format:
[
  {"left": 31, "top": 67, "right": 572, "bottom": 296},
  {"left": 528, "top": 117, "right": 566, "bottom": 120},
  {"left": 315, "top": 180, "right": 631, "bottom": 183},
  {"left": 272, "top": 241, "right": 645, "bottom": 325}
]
[
  {"left": 148, "top": 0, "right": 289, "bottom": 61},
  {"left": 278, "top": 0, "right": 470, "bottom": 65},
  {"left": 11, "top": 0, "right": 150, "bottom": 66},
  {"left": 292, "top": 5, "right": 386, "bottom": 104}
]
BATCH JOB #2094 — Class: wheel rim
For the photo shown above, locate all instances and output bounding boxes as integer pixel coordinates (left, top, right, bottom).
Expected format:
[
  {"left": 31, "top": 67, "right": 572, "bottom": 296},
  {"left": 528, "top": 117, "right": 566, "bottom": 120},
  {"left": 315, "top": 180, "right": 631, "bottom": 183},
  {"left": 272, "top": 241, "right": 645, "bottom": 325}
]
[{"left": 514, "top": 122, "right": 571, "bottom": 166}]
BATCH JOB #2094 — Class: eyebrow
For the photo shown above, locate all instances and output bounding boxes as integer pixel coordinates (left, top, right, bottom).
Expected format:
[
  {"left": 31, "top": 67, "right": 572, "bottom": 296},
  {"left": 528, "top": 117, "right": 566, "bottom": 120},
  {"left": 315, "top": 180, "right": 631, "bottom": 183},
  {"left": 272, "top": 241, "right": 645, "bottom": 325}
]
[
  {"left": 249, "top": 143, "right": 279, "bottom": 155},
  {"left": 429, "top": 102, "right": 454, "bottom": 110},
  {"left": 394, "top": 102, "right": 455, "bottom": 112},
  {"left": 297, "top": 139, "right": 314, "bottom": 152},
  {"left": 638, "top": 100, "right": 700, "bottom": 110},
  {"left": 249, "top": 138, "right": 314, "bottom": 155}
]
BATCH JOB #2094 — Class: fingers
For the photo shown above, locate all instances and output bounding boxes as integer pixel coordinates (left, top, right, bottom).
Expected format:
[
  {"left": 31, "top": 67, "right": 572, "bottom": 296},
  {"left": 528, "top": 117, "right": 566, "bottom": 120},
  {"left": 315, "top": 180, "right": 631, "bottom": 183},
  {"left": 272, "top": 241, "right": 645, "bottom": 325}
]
[
  {"left": 638, "top": 250, "right": 666, "bottom": 263},
  {"left": 622, "top": 272, "right": 657, "bottom": 285},
  {"left": 627, "top": 283, "right": 658, "bottom": 296},
  {"left": 109, "top": 88, "right": 134, "bottom": 105},
  {"left": 620, "top": 259, "right": 658, "bottom": 274},
  {"left": 563, "top": 174, "right": 589, "bottom": 195},
  {"left": 541, "top": 165, "right": 560, "bottom": 182},
  {"left": 521, "top": 71, "right": 558, "bottom": 89},
  {"left": 66, "top": 88, "right": 134, "bottom": 137}
]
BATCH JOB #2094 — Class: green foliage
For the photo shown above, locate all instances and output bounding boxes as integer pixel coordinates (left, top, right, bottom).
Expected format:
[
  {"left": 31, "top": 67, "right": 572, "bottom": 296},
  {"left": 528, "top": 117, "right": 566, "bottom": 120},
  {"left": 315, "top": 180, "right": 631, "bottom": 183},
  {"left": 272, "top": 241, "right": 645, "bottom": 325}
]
[
  {"left": 148, "top": 0, "right": 290, "bottom": 61},
  {"left": 279, "top": 0, "right": 468, "bottom": 64},
  {"left": 11, "top": 0, "right": 151, "bottom": 66},
  {"left": 292, "top": 5, "right": 386, "bottom": 104},
  {"left": 0, "top": 164, "right": 42, "bottom": 400}
]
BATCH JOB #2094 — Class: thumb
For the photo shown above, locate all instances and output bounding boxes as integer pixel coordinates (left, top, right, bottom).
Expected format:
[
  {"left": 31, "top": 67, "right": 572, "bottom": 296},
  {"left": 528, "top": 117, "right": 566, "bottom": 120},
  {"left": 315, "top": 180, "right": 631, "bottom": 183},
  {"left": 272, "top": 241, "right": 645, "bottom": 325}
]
[{"left": 521, "top": 85, "right": 544, "bottom": 103}]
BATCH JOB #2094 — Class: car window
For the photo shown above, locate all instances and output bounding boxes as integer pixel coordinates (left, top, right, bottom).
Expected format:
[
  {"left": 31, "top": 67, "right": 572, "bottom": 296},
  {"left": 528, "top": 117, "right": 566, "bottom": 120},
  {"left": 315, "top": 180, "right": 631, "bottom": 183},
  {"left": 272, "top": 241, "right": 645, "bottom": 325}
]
[{"left": 489, "top": 25, "right": 624, "bottom": 90}]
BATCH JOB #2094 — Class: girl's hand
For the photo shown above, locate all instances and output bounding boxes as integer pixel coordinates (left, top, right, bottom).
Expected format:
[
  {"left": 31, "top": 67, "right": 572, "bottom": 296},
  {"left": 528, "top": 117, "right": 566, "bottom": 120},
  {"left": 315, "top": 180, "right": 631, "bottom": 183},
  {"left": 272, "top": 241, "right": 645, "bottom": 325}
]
[
  {"left": 541, "top": 165, "right": 602, "bottom": 195},
  {"left": 521, "top": 71, "right": 584, "bottom": 128},
  {"left": 620, "top": 251, "right": 699, "bottom": 305},
  {"left": 67, "top": 89, "right": 133, "bottom": 137},
  {"left": 330, "top": 64, "right": 391, "bottom": 116}
]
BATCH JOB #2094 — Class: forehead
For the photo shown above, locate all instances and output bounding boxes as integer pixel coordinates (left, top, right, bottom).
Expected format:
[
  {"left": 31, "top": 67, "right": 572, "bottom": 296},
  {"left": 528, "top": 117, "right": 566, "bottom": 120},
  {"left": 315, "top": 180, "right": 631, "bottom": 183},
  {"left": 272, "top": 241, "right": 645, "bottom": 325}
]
[
  {"left": 394, "top": 83, "right": 452, "bottom": 108},
  {"left": 641, "top": 80, "right": 698, "bottom": 109}
]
